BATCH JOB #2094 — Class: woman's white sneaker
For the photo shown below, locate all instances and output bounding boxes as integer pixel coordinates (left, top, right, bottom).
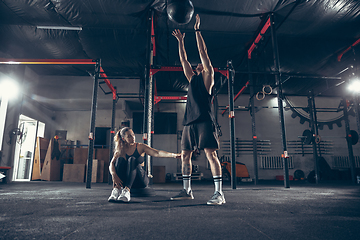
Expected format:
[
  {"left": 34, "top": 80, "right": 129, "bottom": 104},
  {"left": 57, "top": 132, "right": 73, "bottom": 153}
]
[
  {"left": 108, "top": 188, "right": 121, "bottom": 202},
  {"left": 117, "top": 188, "right": 131, "bottom": 202}
]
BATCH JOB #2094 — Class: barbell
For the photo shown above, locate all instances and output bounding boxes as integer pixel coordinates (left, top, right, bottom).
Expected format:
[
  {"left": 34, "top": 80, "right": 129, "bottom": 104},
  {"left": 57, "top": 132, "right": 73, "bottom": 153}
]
[{"left": 301, "top": 129, "right": 358, "bottom": 145}]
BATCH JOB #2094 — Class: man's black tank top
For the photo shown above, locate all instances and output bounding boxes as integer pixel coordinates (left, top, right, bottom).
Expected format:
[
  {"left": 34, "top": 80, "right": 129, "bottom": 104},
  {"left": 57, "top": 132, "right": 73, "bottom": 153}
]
[{"left": 182, "top": 73, "right": 212, "bottom": 126}]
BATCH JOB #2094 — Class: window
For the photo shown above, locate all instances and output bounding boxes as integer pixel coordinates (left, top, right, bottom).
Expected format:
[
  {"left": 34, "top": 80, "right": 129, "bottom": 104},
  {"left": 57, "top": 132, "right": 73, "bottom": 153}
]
[
  {"left": 94, "top": 127, "right": 110, "bottom": 148},
  {"left": 133, "top": 112, "right": 177, "bottom": 134}
]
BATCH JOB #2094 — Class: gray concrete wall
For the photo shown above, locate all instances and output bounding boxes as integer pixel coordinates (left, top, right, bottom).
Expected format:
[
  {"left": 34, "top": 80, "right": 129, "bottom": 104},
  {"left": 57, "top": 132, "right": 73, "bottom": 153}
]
[{"left": 54, "top": 108, "right": 127, "bottom": 145}]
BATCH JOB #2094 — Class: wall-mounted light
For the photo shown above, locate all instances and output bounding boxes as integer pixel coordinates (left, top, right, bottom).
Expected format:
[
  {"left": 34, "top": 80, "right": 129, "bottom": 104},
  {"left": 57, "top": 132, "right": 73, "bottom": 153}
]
[
  {"left": 348, "top": 79, "right": 360, "bottom": 93},
  {"left": 0, "top": 78, "right": 19, "bottom": 100},
  {"left": 0, "top": 78, "right": 20, "bottom": 151},
  {"left": 36, "top": 26, "right": 82, "bottom": 31}
]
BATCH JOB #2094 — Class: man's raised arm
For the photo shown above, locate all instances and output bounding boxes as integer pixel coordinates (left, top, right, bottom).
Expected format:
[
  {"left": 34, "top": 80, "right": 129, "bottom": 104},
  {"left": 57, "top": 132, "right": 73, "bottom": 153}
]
[
  {"left": 194, "top": 15, "right": 214, "bottom": 74},
  {"left": 194, "top": 14, "right": 214, "bottom": 93},
  {"left": 172, "top": 29, "right": 195, "bottom": 82}
]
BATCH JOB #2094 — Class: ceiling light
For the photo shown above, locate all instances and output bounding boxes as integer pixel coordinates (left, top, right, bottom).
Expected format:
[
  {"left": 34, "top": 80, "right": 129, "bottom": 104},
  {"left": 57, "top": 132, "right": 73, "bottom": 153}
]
[
  {"left": 36, "top": 26, "right": 82, "bottom": 31},
  {"left": 335, "top": 80, "right": 345, "bottom": 87}
]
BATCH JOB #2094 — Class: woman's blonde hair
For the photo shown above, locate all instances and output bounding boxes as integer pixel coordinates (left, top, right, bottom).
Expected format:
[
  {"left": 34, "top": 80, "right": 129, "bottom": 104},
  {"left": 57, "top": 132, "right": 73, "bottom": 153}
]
[{"left": 114, "top": 127, "right": 131, "bottom": 157}]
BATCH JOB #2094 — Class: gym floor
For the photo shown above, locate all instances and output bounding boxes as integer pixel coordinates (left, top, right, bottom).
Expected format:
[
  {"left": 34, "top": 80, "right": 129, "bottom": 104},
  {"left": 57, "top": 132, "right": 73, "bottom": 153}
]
[{"left": 0, "top": 180, "right": 359, "bottom": 240}]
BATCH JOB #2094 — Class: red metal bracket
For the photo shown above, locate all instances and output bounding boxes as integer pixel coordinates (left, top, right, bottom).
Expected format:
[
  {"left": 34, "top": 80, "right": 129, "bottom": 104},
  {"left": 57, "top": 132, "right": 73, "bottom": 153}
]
[
  {"left": 248, "top": 18, "right": 271, "bottom": 59},
  {"left": 99, "top": 67, "right": 117, "bottom": 100},
  {"left": 215, "top": 68, "right": 228, "bottom": 78},
  {"left": 338, "top": 38, "right": 360, "bottom": 61},
  {"left": 151, "top": 14, "right": 156, "bottom": 57}
]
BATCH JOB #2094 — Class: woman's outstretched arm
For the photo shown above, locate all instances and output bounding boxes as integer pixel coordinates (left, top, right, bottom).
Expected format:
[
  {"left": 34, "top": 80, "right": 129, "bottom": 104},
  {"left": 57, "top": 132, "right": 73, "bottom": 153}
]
[{"left": 138, "top": 143, "right": 181, "bottom": 158}]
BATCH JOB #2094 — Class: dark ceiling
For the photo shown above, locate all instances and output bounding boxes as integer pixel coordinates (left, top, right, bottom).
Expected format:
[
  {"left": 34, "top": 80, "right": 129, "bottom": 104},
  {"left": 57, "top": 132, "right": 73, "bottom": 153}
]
[{"left": 1, "top": 0, "right": 360, "bottom": 98}]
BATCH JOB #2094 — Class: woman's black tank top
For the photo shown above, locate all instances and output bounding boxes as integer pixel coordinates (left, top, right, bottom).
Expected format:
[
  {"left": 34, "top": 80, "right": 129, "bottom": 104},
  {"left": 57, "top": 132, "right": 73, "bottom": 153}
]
[{"left": 126, "top": 143, "right": 141, "bottom": 159}]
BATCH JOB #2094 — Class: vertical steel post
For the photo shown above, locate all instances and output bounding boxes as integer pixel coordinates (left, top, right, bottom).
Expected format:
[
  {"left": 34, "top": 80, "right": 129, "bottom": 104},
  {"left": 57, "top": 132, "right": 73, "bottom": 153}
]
[
  {"left": 86, "top": 59, "right": 100, "bottom": 188},
  {"left": 342, "top": 98, "right": 357, "bottom": 184},
  {"left": 270, "top": 13, "right": 289, "bottom": 188},
  {"left": 108, "top": 96, "right": 116, "bottom": 185},
  {"left": 248, "top": 59, "right": 258, "bottom": 185},
  {"left": 355, "top": 95, "right": 360, "bottom": 139},
  {"left": 227, "top": 60, "right": 236, "bottom": 189},
  {"left": 146, "top": 74, "right": 154, "bottom": 180},
  {"left": 143, "top": 9, "right": 154, "bottom": 180},
  {"left": 311, "top": 93, "right": 322, "bottom": 158},
  {"left": 308, "top": 92, "right": 319, "bottom": 184},
  {"left": 30, "top": 121, "right": 39, "bottom": 181}
]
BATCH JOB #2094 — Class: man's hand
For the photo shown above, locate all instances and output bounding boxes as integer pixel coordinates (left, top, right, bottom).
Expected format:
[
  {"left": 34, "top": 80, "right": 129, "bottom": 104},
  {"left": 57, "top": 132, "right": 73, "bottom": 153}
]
[
  {"left": 172, "top": 29, "right": 185, "bottom": 42},
  {"left": 194, "top": 14, "right": 200, "bottom": 30}
]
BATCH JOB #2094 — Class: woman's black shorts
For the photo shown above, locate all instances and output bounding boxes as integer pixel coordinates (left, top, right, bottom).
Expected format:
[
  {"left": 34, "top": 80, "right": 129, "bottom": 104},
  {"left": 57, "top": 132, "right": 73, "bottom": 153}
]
[{"left": 181, "top": 121, "right": 219, "bottom": 151}]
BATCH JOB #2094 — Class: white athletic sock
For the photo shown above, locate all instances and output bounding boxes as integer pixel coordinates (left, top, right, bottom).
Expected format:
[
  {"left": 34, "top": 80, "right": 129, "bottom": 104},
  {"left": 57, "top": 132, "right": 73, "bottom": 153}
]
[
  {"left": 213, "top": 175, "right": 223, "bottom": 194},
  {"left": 183, "top": 175, "right": 191, "bottom": 193}
]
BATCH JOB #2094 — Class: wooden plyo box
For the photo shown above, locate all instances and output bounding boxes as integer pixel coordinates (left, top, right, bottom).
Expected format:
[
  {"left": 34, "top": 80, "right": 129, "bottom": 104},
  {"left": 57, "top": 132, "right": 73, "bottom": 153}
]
[
  {"left": 73, "top": 148, "right": 94, "bottom": 164},
  {"left": 95, "top": 149, "right": 110, "bottom": 183},
  {"left": 86, "top": 159, "right": 104, "bottom": 183},
  {"left": 62, "top": 164, "right": 85, "bottom": 182},
  {"left": 152, "top": 166, "right": 165, "bottom": 183},
  {"left": 41, "top": 138, "right": 61, "bottom": 181},
  {"left": 95, "top": 149, "right": 110, "bottom": 163},
  {"left": 73, "top": 148, "right": 110, "bottom": 182},
  {"left": 32, "top": 137, "right": 49, "bottom": 180}
]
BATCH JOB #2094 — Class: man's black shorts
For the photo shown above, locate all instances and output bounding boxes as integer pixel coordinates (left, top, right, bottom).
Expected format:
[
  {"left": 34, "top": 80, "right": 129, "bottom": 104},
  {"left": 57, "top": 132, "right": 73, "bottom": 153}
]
[{"left": 181, "top": 121, "right": 219, "bottom": 151}]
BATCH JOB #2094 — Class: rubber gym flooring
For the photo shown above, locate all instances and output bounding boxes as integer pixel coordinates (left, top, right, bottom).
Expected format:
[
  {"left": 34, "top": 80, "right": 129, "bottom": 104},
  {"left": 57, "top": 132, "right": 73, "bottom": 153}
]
[{"left": 0, "top": 180, "right": 359, "bottom": 240}]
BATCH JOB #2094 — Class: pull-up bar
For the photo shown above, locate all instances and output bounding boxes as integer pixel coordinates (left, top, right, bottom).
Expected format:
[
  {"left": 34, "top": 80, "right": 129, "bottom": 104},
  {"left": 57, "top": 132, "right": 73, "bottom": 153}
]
[
  {"left": 150, "top": 66, "right": 228, "bottom": 78},
  {"left": 0, "top": 58, "right": 96, "bottom": 65},
  {"left": 154, "top": 96, "right": 187, "bottom": 104}
]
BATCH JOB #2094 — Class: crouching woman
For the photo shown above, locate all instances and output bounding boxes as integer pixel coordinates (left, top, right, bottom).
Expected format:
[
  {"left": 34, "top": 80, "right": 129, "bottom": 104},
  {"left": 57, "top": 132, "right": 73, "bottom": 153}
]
[{"left": 108, "top": 127, "right": 180, "bottom": 202}]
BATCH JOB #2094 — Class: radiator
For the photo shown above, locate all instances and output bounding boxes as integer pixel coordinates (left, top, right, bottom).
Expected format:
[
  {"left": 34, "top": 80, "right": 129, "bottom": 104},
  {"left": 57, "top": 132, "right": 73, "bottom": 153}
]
[
  {"left": 259, "top": 156, "right": 294, "bottom": 169},
  {"left": 332, "top": 156, "right": 360, "bottom": 168}
]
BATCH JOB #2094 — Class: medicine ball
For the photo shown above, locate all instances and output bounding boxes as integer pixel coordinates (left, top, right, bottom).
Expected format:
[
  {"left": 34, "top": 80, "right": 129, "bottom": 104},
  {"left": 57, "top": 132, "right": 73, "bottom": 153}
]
[{"left": 167, "top": 0, "right": 194, "bottom": 25}]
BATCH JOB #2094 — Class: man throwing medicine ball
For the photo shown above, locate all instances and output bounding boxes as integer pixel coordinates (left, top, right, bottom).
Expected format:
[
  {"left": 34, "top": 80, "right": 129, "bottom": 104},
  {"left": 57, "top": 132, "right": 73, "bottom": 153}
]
[{"left": 171, "top": 14, "right": 225, "bottom": 205}]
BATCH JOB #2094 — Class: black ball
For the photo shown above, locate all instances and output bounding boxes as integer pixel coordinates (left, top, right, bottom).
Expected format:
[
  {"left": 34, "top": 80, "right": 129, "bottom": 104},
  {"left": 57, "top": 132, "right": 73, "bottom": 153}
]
[{"left": 167, "top": 0, "right": 194, "bottom": 25}]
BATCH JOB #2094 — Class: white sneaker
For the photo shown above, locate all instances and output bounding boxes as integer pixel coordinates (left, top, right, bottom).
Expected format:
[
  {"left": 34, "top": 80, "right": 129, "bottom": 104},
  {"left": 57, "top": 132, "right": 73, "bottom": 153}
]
[
  {"left": 207, "top": 191, "right": 226, "bottom": 205},
  {"left": 108, "top": 188, "right": 121, "bottom": 202},
  {"left": 117, "top": 188, "right": 131, "bottom": 202}
]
